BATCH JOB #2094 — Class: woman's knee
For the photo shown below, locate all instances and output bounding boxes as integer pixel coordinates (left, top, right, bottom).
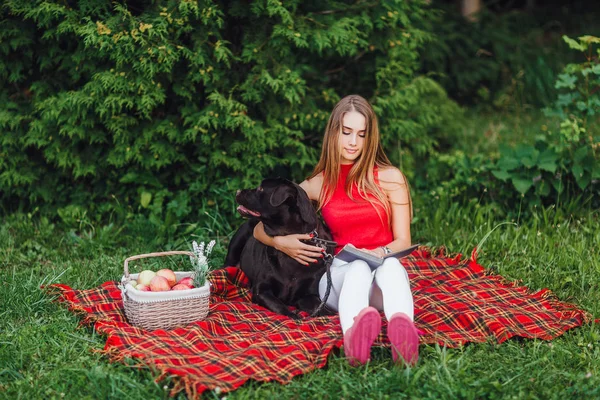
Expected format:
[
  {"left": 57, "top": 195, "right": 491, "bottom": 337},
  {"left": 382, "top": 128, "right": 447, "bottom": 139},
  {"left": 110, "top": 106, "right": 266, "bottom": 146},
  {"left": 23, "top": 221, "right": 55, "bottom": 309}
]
[
  {"left": 376, "top": 258, "right": 409, "bottom": 282},
  {"left": 345, "top": 260, "right": 372, "bottom": 280}
]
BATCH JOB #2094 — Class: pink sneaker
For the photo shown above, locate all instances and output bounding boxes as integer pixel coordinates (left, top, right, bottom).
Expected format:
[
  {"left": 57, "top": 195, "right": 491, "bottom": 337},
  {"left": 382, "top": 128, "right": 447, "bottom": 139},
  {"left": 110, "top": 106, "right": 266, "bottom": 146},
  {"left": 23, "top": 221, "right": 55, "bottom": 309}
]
[
  {"left": 343, "top": 307, "right": 381, "bottom": 366},
  {"left": 387, "top": 312, "right": 419, "bottom": 366}
]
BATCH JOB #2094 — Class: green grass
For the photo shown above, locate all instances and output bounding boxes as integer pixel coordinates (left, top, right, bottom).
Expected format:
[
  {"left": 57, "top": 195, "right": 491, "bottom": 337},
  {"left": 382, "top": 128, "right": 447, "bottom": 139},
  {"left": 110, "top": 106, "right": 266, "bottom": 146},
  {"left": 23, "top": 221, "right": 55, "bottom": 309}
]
[
  {"left": 1, "top": 108, "right": 598, "bottom": 399},
  {"left": 1, "top": 197, "right": 599, "bottom": 399},
  {"left": 453, "top": 109, "right": 556, "bottom": 156}
]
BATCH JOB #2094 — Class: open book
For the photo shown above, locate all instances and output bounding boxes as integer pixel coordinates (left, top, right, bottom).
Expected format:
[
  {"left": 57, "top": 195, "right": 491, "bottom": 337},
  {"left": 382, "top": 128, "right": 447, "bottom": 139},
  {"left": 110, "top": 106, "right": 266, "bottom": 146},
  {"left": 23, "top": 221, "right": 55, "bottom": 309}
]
[{"left": 336, "top": 244, "right": 420, "bottom": 270}]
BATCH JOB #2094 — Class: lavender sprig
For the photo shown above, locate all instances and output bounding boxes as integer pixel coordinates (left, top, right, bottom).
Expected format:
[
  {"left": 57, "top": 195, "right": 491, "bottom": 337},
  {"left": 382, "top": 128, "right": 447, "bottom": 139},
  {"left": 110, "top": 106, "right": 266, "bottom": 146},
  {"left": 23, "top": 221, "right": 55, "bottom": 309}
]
[{"left": 190, "top": 240, "right": 215, "bottom": 287}]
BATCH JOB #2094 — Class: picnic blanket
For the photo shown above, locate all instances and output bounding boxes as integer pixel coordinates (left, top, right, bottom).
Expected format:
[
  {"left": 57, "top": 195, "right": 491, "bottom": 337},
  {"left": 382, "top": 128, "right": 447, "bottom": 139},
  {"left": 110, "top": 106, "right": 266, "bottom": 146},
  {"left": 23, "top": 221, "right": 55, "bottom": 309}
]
[{"left": 45, "top": 247, "right": 591, "bottom": 398}]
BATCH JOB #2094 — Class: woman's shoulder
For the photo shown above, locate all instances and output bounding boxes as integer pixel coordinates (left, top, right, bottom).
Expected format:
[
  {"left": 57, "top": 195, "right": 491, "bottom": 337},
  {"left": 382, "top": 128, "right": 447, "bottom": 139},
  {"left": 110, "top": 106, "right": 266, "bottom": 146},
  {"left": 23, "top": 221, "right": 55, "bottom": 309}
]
[
  {"left": 378, "top": 165, "right": 406, "bottom": 182},
  {"left": 299, "top": 173, "right": 324, "bottom": 201},
  {"left": 377, "top": 166, "right": 407, "bottom": 190}
]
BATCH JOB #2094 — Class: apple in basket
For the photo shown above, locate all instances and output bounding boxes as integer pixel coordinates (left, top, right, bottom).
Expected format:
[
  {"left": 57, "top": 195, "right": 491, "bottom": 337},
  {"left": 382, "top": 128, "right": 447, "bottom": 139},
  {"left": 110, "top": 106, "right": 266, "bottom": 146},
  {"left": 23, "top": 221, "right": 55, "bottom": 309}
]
[
  {"left": 149, "top": 276, "right": 171, "bottom": 292},
  {"left": 171, "top": 283, "right": 192, "bottom": 290},
  {"left": 156, "top": 269, "right": 177, "bottom": 287},
  {"left": 136, "top": 284, "right": 151, "bottom": 291},
  {"left": 137, "top": 270, "right": 156, "bottom": 286},
  {"left": 178, "top": 277, "right": 194, "bottom": 288}
]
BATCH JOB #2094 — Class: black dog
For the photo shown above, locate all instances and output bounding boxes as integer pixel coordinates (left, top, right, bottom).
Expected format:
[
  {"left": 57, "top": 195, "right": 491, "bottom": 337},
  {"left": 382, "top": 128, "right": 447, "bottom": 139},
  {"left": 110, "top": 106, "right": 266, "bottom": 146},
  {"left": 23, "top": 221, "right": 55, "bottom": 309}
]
[{"left": 224, "top": 178, "right": 334, "bottom": 319}]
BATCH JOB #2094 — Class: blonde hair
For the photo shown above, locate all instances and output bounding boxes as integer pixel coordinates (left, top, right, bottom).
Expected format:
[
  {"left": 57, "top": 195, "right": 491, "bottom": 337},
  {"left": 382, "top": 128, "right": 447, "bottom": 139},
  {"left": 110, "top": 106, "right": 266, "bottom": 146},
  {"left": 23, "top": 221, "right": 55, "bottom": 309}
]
[{"left": 308, "top": 94, "right": 413, "bottom": 223}]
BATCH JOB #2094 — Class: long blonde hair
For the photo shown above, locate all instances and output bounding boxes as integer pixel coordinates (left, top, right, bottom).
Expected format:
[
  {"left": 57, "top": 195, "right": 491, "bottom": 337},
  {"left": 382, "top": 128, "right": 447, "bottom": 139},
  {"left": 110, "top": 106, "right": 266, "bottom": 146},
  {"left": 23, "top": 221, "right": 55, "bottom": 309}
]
[{"left": 308, "top": 95, "right": 413, "bottom": 223}]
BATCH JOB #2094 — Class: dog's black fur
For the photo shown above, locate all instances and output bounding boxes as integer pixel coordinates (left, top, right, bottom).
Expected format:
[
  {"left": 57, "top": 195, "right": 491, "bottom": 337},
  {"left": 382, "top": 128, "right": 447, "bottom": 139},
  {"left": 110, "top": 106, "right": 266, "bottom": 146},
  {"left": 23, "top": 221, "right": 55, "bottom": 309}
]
[{"left": 223, "top": 178, "right": 334, "bottom": 319}]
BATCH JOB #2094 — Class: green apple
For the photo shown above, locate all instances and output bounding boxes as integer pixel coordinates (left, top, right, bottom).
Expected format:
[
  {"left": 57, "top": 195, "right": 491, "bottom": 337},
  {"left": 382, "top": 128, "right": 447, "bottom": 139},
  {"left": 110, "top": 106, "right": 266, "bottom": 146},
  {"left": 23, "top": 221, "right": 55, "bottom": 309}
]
[{"left": 137, "top": 270, "right": 156, "bottom": 286}]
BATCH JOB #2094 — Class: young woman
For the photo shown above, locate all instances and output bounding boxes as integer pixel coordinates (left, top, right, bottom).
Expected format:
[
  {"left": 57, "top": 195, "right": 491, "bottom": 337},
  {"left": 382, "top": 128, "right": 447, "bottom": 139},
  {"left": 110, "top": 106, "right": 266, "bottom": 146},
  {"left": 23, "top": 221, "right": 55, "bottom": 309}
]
[{"left": 253, "top": 95, "right": 419, "bottom": 366}]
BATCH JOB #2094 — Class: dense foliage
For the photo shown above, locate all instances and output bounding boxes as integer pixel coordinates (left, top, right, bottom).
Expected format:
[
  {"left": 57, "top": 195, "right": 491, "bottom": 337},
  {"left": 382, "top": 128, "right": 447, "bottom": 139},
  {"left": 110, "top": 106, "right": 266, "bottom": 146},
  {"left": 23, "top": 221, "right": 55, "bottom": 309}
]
[
  {"left": 419, "top": 3, "right": 600, "bottom": 108},
  {"left": 0, "top": 0, "right": 461, "bottom": 233},
  {"left": 422, "top": 35, "right": 599, "bottom": 212}
]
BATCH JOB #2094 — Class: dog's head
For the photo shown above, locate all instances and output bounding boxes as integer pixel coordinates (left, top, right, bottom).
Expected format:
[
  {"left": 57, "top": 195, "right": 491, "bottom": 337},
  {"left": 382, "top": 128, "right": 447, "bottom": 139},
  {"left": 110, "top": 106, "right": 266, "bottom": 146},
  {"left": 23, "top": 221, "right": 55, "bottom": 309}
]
[{"left": 236, "top": 178, "right": 317, "bottom": 236}]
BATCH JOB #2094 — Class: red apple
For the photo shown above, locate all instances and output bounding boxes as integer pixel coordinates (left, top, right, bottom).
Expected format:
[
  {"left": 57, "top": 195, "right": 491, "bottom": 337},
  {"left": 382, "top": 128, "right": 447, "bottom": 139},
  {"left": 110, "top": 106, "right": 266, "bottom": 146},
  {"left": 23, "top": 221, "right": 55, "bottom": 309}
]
[
  {"left": 149, "top": 276, "right": 170, "bottom": 292},
  {"left": 136, "top": 284, "right": 150, "bottom": 292},
  {"left": 178, "top": 277, "right": 194, "bottom": 288},
  {"left": 171, "top": 283, "right": 193, "bottom": 290},
  {"left": 156, "top": 269, "right": 177, "bottom": 287}
]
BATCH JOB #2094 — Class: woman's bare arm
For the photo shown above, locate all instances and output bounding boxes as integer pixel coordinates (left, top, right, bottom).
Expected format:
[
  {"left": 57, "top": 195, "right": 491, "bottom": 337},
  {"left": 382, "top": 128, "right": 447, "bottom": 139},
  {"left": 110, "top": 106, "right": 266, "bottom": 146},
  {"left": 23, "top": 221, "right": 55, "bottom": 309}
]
[{"left": 369, "top": 167, "right": 412, "bottom": 256}]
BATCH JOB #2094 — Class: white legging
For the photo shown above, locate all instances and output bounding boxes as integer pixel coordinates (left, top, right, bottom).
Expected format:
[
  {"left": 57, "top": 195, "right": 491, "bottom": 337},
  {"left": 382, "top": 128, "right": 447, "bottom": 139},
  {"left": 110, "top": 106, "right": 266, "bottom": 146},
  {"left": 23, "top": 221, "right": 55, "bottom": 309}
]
[{"left": 318, "top": 257, "right": 414, "bottom": 333}]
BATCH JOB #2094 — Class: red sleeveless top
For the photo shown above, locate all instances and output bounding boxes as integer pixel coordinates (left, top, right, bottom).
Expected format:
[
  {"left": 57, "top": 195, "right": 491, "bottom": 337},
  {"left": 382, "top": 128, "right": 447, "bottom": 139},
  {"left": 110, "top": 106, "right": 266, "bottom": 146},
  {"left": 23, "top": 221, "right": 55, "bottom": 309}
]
[{"left": 321, "top": 163, "right": 393, "bottom": 254}]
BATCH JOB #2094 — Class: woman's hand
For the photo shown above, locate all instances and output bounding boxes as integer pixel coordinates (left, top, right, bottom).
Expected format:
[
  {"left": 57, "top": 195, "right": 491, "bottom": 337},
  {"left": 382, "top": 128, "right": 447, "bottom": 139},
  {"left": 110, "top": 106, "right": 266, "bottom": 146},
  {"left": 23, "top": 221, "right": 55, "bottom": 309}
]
[
  {"left": 358, "top": 247, "right": 386, "bottom": 258},
  {"left": 273, "top": 234, "right": 324, "bottom": 266}
]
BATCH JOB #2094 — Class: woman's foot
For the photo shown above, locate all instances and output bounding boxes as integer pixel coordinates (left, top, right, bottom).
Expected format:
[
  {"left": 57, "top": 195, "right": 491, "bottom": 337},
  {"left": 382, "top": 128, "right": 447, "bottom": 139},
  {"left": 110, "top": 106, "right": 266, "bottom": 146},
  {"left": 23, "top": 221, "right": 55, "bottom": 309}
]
[
  {"left": 387, "top": 312, "right": 419, "bottom": 366},
  {"left": 343, "top": 307, "right": 381, "bottom": 366}
]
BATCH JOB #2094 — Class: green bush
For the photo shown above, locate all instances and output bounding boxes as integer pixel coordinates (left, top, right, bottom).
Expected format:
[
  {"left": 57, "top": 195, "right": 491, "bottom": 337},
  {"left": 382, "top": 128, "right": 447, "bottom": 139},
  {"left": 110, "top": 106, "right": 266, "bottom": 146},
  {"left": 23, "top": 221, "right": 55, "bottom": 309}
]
[
  {"left": 492, "top": 34, "right": 600, "bottom": 202},
  {"left": 0, "top": 0, "right": 461, "bottom": 233},
  {"left": 423, "top": 35, "right": 599, "bottom": 212}
]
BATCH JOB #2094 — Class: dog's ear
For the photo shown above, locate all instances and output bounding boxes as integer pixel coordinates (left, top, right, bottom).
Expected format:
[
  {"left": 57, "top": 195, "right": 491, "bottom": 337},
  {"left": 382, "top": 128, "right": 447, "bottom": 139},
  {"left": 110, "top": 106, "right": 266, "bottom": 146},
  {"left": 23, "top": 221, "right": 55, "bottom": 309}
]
[
  {"left": 269, "top": 185, "right": 294, "bottom": 207},
  {"left": 294, "top": 183, "right": 318, "bottom": 225}
]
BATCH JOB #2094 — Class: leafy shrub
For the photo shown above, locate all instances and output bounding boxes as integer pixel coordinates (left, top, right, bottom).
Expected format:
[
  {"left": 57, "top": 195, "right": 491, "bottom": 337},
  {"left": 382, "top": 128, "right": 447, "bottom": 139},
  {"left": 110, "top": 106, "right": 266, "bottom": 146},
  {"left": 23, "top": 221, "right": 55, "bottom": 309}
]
[
  {"left": 0, "top": 0, "right": 461, "bottom": 232},
  {"left": 423, "top": 34, "right": 599, "bottom": 211},
  {"left": 493, "top": 35, "right": 599, "bottom": 200}
]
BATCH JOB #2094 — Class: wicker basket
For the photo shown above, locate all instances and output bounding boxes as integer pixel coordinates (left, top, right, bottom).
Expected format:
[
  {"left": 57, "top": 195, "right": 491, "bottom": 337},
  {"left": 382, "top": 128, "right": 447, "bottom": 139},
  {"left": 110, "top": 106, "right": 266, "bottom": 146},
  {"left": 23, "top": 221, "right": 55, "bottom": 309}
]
[{"left": 120, "top": 251, "right": 210, "bottom": 330}]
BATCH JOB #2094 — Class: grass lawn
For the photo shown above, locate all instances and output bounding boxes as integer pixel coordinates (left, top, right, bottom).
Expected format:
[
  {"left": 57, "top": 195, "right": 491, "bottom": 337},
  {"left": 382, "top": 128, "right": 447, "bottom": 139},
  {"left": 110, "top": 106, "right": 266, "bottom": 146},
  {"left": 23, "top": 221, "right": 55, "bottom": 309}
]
[
  {"left": 1, "top": 197, "right": 599, "bottom": 399},
  {"left": 1, "top": 111, "right": 598, "bottom": 399}
]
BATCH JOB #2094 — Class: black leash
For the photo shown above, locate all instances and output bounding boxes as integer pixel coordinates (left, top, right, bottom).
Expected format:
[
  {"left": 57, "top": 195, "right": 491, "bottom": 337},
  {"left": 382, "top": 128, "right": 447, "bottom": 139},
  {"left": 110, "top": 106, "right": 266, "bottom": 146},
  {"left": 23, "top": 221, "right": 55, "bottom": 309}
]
[
  {"left": 307, "top": 229, "right": 337, "bottom": 250},
  {"left": 307, "top": 230, "right": 337, "bottom": 318}
]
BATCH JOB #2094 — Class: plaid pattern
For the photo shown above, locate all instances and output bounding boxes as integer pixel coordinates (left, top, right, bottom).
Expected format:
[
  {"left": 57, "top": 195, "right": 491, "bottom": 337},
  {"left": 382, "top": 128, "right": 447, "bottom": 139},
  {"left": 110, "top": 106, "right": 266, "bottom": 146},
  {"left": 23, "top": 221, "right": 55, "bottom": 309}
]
[{"left": 46, "top": 247, "right": 590, "bottom": 398}]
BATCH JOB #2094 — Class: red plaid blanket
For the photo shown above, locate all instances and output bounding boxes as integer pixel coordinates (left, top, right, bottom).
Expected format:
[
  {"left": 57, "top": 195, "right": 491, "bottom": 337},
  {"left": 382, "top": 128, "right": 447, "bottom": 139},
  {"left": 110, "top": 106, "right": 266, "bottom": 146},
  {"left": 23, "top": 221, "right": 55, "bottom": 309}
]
[{"left": 45, "top": 248, "right": 590, "bottom": 398}]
